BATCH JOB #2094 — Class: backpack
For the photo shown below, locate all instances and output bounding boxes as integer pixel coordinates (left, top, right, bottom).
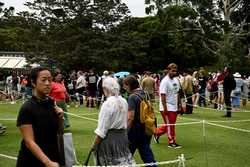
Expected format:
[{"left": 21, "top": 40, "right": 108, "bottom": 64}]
[{"left": 134, "top": 92, "right": 156, "bottom": 136}]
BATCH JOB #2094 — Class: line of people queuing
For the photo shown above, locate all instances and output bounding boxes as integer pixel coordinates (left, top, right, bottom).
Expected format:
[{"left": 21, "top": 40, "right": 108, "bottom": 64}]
[
  {"left": 64, "top": 70, "right": 162, "bottom": 109},
  {"left": 1, "top": 66, "right": 249, "bottom": 114},
  {"left": 180, "top": 67, "right": 249, "bottom": 116},
  {"left": 0, "top": 69, "right": 162, "bottom": 108}
]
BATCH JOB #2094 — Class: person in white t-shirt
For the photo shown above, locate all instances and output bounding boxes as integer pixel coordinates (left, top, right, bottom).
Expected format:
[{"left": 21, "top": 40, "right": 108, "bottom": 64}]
[
  {"left": 96, "top": 70, "right": 109, "bottom": 108},
  {"left": 6, "top": 75, "right": 12, "bottom": 96},
  {"left": 76, "top": 71, "right": 86, "bottom": 106},
  {"left": 154, "top": 63, "right": 182, "bottom": 148}
]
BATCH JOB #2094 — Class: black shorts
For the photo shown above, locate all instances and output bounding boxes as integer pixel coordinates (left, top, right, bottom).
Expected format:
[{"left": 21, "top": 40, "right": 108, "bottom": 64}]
[
  {"left": 76, "top": 87, "right": 85, "bottom": 95},
  {"left": 87, "top": 90, "right": 96, "bottom": 98}
]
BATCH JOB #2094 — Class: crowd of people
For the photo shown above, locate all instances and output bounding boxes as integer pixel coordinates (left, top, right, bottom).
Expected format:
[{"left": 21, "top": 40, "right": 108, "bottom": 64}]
[
  {"left": 14, "top": 67, "right": 159, "bottom": 167},
  {"left": 0, "top": 64, "right": 249, "bottom": 166},
  {"left": 180, "top": 67, "right": 249, "bottom": 117},
  {"left": 1, "top": 66, "right": 248, "bottom": 113}
]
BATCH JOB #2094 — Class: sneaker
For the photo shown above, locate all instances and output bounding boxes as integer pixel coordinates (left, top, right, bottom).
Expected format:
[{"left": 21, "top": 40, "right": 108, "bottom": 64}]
[
  {"left": 174, "top": 143, "right": 182, "bottom": 148},
  {"left": 168, "top": 143, "right": 176, "bottom": 148},
  {"left": 0, "top": 131, "right": 5, "bottom": 135},
  {"left": 168, "top": 143, "right": 182, "bottom": 149},
  {"left": 0, "top": 124, "right": 6, "bottom": 130},
  {"left": 153, "top": 134, "right": 159, "bottom": 144},
  {"left": 0, "top": 129, "right": 6, "bottom": 135}
]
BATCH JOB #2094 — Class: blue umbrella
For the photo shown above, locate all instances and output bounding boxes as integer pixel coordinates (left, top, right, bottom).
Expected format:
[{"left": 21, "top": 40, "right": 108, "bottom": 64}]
[{"left": 114, "top": 71, "right": 130, "bottom": 78}]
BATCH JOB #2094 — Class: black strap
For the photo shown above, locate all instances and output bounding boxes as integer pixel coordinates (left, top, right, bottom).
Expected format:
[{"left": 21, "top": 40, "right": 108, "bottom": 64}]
[
  {"left": 84, "top": 149, "right": 93, "bottom": 166},
  {"left": 133, "top": 90, "right": 149, "bottom": 101},
  {"left": 177, "top": 78, "right": 186, "bottom": 98},
  {"left": 131, "top": 91, "right": 145, "bottom": 123}
]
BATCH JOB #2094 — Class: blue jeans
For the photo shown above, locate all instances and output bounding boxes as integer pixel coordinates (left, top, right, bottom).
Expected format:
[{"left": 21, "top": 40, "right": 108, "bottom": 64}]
[{"left": 128, "top": 131, "right": 157, "bottom": 167}]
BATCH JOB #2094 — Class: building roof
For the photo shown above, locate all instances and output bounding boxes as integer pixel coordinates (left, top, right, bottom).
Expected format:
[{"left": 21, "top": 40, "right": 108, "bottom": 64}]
[{"left": 0, "top": 52, "right": 28, "bottom": 69}]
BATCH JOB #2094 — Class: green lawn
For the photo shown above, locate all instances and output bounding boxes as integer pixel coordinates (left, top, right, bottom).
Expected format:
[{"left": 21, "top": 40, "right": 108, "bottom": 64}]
[{"left": 0, "top": 102, "right": 250, "bottom": 167}]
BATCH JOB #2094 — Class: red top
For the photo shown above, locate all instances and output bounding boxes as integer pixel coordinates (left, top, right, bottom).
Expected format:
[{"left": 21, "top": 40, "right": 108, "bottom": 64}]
[
  {"left": 21, "top": 79, "right": 27, "bottom": 86},
  {"left": 216, "top": 73, "right": 225, "bottom": 82},
  {"left": 49, "top": 81, "right": 66, "bottom": 102}
]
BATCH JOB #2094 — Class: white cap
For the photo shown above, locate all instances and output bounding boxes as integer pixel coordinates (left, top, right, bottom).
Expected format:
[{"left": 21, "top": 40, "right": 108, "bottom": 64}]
[
  {"left": 233, "top": 72, "right": 241, "bottom": 78},
  {"left": 103, "top": 70, "right": 109, "bottom": 76}
]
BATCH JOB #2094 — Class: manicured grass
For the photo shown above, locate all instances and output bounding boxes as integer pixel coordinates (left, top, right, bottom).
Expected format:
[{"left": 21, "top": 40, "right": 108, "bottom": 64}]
[{"left": 0, "top": 102, "right": 250, "bottom": 167}]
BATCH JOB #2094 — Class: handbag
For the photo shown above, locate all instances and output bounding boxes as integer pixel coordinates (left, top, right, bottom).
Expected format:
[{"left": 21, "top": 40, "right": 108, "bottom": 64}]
[
  {"left": 63, "top": 133, "right": 77, "bottom": 167},
  {"left": 57, "top": 118, "right": 65, "bottom": 166},
  {"left": 57, "top": 117, "right": 77, "bottom": 167}
]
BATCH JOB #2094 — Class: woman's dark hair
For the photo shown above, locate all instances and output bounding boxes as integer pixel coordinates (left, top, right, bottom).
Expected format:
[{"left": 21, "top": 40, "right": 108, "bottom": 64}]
[
  {"left": 224, "top": 66, "right": 232, "bottom": 74},
  {"left": 123, "top": 75, "right": 140, "bottom": 91},
  {"left": 52, "top": 71, "right": 61, "bottom": 82},
  {"left": 30, "top": 67, "right": 49, "bottom": 86}
]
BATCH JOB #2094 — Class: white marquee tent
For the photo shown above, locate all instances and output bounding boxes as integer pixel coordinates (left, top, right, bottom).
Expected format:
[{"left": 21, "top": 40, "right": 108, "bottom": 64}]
[
  {"left": 0, "top": 52, "right": 39, "bottom": 69},
  {"left": 0, "top": 56, "right": 27, "bottom": 69}
]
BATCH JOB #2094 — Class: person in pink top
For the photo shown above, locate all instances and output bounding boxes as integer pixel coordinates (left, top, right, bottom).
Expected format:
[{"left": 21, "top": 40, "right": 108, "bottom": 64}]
[{"left": 50, "top": 72, "right": 70, "bottom": 128}]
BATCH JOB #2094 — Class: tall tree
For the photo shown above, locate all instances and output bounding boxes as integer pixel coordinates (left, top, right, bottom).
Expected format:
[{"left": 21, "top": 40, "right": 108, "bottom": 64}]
[
  {"left": 23, "top": 0, "right": 130, "bottom": 70},
  {"left": 145, "top": 0, "right": 250, "bottom": 71}
]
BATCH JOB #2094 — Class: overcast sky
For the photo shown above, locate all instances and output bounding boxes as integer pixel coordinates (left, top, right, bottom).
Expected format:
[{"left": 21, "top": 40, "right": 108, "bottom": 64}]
[{"left": 1, "top": 0, "right": 146, "bottom": 17}]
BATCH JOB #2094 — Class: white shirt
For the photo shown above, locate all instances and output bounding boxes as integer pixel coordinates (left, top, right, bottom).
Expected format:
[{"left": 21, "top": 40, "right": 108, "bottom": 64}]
[
  {"left": 159, "top": 75, "right": 180, "bottom": 111},
  {"left": 95, "top": 96, "right": 128, "bottom": 138},
  {"left": 76, "top": 75, "right": 86, "bottom": 89},
  {"left": 242, "top": 79, "right": 249, "bottom": 97},
  {"left": 6, "top": 76, "right": 12, "bottom": 88},
  {"left": 233, "top": 78, "right": 243, "bottom": 93},
  {"left": 96, "top": 75, "right": 108, "bottom": 88}
]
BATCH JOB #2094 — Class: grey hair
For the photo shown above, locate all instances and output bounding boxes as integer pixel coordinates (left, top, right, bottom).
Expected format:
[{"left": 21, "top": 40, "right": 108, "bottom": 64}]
[{"left": 102, "top": 77, "right": 120, "bottom": 96}]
